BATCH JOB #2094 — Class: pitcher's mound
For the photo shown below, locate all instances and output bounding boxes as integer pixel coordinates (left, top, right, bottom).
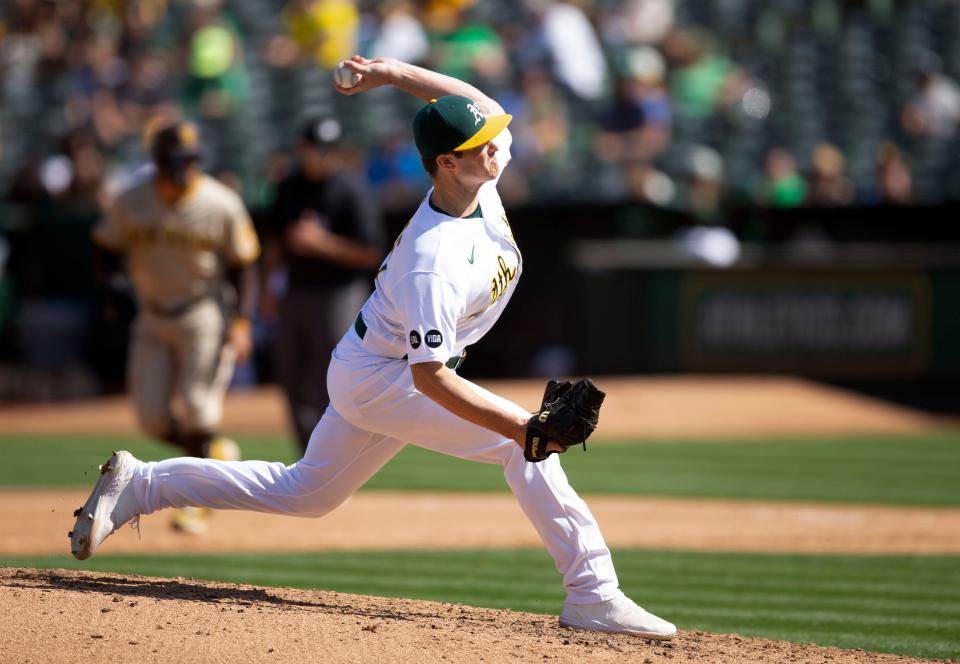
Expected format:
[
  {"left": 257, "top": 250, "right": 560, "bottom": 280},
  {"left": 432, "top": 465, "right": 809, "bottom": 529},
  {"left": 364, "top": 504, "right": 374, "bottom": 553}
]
[{"left": 1, "top": 568, "right": 939, "bottom": 663}]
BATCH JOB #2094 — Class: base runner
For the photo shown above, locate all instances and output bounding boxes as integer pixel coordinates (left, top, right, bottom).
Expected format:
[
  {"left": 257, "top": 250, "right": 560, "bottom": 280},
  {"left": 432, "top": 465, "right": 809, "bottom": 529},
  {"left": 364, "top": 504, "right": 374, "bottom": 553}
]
[
  {"left": 91, "top": 119, "right": 260, "bottom": 533},
  {"left": 71, "top": 59, "right": 676, "bottom": 640}
]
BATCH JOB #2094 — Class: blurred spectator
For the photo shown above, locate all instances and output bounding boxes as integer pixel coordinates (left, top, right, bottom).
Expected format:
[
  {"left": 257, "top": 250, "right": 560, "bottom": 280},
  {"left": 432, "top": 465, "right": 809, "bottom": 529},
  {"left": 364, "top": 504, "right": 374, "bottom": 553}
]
[
  {"left": 526, "top": 0, "right": 608, "bottom": 101},
  {"left": 268, "top": 0, "right": 359, "bottom": 69},
  {"left": 366, "top": 128, "right": 431, "bottom": 210},
  {"left": 7, "top": 156, "right": 46, "bottom": 207},
  {"left": 30, "top": 0, "right": 74, "bottom": 78},
  {"left": 757, "top": 149, "right": 807, "bottom": 208},
  {"left": 8, "top": 128, "right": 106, "bottom": 213},
  {"left": 181, "top": 1, "right": 248, "bottom": 120},
  {"left": 68, "top": 33, "right": 130, "bottom": 147},
  {"left": 427, "top": 5, "right": 508, "bottom": 86},
  {"left": 901, "top": 53, "right": 960, "bottom": 139},
  {"left": 512, "top": 67, "right": 572, "bottom": 166},
  {"left": 807, "top": 143, "right": 854, "bottom": 207},
  {"left": 118, "top": 52, "right": 177, "bottom": 133},
  {"left": 61, "top": 129, "right": 107, "bottom": 211},
  {"left": 116, "top": 0, "right": 170, "bottom": 60},
  {"left": 662, "top": 27, "right": 746, "bottom": 120},
  {"left": 1, "top": 2, "right": 42, "bottom": 91},
  {"left": 860, "top": 142, "right": 913, "bottom": 206},
  {"left": 685, "top": 145, "right": 723, "bottom": 221},
  {"left": 600, "top": 0, "right": 674, "bottom": 47},
  {"left": 623, "top": 160, "right": 675, "bottom": 207},
  {"left": 594, "top": 47, "right": 672, "bottom": 164},
  {"left": 368, "top": 1, "right": 429, "bottom": 64}
]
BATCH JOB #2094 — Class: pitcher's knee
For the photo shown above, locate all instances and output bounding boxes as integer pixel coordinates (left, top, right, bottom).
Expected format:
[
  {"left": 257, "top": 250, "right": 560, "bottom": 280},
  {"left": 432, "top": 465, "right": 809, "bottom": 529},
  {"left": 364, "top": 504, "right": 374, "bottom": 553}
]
[
  {"left": 282, "top": 461, "right": 354, "bottom": 517},
  {"left": 504, "top": 446, "right": 563, "bottom": 483}
]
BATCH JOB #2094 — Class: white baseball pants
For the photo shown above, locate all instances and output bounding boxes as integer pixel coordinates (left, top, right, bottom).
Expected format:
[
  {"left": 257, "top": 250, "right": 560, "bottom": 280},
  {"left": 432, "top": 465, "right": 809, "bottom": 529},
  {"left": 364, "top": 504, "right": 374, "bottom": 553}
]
[{"left": 130, "top": 336, "right": 622, "bottom": 604}]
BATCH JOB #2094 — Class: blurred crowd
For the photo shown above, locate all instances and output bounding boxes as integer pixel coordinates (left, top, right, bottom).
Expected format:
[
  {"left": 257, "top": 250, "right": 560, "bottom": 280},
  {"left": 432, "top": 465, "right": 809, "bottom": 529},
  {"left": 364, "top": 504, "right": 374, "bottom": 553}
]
[
  {"left": 3, "top": 0, "right": 960, "bottom": 224},
  {"left": 3, "top": 0, "right": 960, "bottom": 401}
]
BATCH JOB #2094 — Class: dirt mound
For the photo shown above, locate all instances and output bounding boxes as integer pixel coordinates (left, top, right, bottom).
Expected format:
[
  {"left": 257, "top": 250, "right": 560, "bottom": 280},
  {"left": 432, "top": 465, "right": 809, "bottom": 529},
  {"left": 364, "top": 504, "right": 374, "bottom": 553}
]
[
  {"left": 6, "top": 490, "right": 960, "bottom": 556},
  {"left": 2, "top": 568, "right": 943, "bottom": 664},
  {"left": 0, "top": 377, "right": 938, "bottom": 438}
]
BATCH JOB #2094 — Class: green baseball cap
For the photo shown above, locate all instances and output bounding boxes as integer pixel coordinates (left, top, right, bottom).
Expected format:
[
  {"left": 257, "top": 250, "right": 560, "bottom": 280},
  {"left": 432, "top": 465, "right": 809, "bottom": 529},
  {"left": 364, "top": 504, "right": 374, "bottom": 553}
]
[{"left": 413, "top": 95, "right": 512, "bottom": 159}]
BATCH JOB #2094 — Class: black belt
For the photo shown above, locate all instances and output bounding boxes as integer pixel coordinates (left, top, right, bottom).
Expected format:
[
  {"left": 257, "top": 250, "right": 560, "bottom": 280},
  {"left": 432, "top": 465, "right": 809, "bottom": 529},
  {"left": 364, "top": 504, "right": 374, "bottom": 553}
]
[{"left": 354, "top": 313, "right": 465, "bottom": 371}]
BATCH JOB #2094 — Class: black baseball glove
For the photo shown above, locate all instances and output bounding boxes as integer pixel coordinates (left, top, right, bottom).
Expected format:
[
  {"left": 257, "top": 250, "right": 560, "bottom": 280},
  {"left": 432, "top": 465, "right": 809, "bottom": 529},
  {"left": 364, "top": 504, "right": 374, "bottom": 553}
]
[{"left": 524, "top": 378, "right": 605, "bottom": 463}]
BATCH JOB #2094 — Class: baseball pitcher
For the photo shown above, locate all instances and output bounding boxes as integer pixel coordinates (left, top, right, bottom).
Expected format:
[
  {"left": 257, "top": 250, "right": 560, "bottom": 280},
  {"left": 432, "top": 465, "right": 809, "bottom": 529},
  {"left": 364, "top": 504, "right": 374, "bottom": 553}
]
[{"left": 71, "top": 61, "right": 675, "bottom": 640}]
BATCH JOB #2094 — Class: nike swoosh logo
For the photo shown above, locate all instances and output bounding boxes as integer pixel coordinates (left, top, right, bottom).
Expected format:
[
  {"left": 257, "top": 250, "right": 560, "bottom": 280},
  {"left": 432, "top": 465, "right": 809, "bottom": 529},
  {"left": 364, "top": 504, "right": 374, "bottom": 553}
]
[{"left": 467, "top": 246, "right": 475, "bottom": 264}]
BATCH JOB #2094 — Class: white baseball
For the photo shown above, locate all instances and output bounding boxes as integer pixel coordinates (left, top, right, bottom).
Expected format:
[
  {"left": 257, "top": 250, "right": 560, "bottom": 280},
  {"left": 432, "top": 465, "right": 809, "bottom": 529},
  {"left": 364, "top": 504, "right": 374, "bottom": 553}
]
[{"left": 335, "top": 63, "right": 361, "bottom": 89}]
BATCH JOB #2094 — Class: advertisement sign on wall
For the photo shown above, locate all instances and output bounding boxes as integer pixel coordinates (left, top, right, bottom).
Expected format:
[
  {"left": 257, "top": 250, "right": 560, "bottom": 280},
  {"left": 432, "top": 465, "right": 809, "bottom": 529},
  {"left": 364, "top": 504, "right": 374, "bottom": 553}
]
[{"left": 679, "top": 272, "right": 931, "bottom": 376}]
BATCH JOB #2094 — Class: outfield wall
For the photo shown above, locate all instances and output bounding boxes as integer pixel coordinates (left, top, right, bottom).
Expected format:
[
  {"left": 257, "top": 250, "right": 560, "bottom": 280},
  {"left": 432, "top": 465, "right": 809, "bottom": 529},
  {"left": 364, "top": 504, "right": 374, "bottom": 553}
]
[
  {"left": 5, "top": 203, "right": 960, "bottom": 400},
  {"left": 567, "top": 266, "right": 960, "bottom": 378},
  {"left": 451, "top": 204, "right": 960, "bottom": 389}
]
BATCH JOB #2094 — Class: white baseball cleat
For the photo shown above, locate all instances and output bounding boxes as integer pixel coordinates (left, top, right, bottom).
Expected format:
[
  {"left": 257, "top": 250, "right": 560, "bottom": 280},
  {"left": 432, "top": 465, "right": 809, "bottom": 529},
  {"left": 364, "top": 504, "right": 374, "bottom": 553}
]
[
  {"left": 69, "top": 451, "right": 142, "bottom": 560},
  {"left": 559, "top": 595, "right": 677, "bottom": 640}
]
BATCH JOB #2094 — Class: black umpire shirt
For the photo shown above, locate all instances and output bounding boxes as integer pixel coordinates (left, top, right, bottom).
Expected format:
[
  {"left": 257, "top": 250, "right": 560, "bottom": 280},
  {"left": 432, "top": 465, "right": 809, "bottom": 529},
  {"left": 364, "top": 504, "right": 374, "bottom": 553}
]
[{"left": 271, "top": 170, "right": 385, "bottom": 290}]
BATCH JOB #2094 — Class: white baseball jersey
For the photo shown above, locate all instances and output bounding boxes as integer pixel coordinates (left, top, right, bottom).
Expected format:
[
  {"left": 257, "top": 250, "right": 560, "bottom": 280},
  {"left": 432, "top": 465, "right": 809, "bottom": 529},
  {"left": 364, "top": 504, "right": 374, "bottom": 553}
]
[{"left": 343, "top": 129, "right": 521, "bottom": 366}]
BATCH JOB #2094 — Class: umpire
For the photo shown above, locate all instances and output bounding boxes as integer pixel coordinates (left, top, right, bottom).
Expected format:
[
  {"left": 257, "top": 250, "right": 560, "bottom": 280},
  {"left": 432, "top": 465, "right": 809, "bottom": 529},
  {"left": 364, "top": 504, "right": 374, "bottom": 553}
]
[{"left": 266, "top": 117, "right": 385, "bottom": 451}]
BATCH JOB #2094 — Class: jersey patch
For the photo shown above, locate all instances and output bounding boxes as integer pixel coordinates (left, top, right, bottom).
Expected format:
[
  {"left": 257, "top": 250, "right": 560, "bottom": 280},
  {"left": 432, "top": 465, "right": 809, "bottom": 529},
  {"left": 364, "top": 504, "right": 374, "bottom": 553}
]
[
  {"left": 409, "top": 330, "right": 422, "bottom": 349},
  {"left": 425, "top": 330, "right": 443, "bottom": 349}
]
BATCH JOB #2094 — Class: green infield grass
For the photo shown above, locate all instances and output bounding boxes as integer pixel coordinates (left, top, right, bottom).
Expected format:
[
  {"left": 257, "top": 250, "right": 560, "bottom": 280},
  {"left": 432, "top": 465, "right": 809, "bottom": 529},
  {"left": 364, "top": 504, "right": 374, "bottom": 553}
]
[
  {"left": 2, "top": 549, "right": 958, "bottom": 660},
  {"left": 1, "top": 432, "right": 958, "bottom": 505}
]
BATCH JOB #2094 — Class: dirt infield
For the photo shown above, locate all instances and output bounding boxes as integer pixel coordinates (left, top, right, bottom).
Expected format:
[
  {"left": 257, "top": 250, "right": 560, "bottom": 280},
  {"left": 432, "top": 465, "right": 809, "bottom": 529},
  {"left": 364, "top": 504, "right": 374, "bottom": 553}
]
[
  {"left": 4, "top": 489, "right": 960, "bottom": 556},
  {"left": 2, "top": 568, "right": 948, "bottom": 664},
  {"left": 0, "top": 376, "right": 938, "bottom": 439}
]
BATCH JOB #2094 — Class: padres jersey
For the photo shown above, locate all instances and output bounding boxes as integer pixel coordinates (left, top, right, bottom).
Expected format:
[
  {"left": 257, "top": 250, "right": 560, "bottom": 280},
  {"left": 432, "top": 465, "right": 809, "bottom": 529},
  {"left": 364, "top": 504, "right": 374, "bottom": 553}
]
[
  {"left": 349, "top": 129, "right": 520, "bottom": 365},
  {"left": 93, "top": 174, "right": 260, "bottom": 311}
]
